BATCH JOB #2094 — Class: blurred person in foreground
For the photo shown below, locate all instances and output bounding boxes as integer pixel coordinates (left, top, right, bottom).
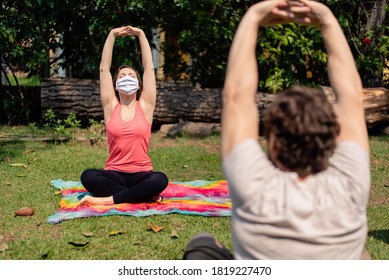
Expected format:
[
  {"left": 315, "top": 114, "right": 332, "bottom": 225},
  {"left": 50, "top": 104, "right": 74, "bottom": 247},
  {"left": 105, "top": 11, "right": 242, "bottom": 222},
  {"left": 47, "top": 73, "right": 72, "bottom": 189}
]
[{"left": 184, "top": 0, "right": 371, "bottom": 260}]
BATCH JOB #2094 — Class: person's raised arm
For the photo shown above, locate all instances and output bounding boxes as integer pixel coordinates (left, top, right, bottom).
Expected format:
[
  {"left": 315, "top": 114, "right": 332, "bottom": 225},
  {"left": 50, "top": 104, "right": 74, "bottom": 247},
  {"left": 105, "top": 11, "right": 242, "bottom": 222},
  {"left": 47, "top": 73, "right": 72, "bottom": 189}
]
[
  {"left": 300, "top": 0, "right": 369, "bottom": 152},
  {"left": 128, "top": 27, "right": 156, "bottom": 121},
  {"left": 100, "top": 26, "right": 131, "bottom": 122},
  {"left": 221, "top": 0, "right": 307, "bottom": 159}
]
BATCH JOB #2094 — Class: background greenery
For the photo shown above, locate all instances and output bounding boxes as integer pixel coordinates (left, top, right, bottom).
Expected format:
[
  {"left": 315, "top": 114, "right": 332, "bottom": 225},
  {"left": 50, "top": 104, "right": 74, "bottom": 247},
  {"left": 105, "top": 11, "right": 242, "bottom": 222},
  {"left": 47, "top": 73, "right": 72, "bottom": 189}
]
[
  {"left": 0, "top": 0, "right": 387, "bottom": 125},
  {"left": 0, "top": 0, "right": 387, "bottom": 261},
  {"left": 0, "top": 129, "right": 388, "bottom": 260},
  {"left": 1, "top": 0, "right": 387, "bottom": 89}
]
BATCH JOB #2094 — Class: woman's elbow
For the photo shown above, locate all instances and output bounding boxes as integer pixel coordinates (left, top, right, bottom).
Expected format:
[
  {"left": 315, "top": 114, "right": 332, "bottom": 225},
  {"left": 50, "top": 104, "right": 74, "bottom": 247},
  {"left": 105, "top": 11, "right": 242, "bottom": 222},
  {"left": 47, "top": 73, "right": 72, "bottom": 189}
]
[
  {"left": 99, "top": 63, "right": 110, "bottom": 73},
  {"left": 223, "top": 82, "right": 238, "bottom": 99},
  {"left": 144, "top": 65, "right": 155, "bottom": 73}
]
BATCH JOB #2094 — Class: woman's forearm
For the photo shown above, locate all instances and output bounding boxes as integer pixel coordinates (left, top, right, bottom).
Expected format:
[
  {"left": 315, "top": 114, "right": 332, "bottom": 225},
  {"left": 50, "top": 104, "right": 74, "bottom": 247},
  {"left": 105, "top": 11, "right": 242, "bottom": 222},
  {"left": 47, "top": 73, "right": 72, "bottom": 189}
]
[
  {"left": 138, "top": 31, "right": 154, "bottom": 71},
  {"left": 100, "top": 31, "right": 115, "bottom": 72}
]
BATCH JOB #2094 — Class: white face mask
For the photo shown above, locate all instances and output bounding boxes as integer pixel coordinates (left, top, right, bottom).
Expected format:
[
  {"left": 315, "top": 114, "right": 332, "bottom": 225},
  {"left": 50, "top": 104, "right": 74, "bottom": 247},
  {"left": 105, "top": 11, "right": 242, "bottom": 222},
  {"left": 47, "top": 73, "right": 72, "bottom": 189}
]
[{"left": 115, "top": 76, "right": 139, "bottom": 95}]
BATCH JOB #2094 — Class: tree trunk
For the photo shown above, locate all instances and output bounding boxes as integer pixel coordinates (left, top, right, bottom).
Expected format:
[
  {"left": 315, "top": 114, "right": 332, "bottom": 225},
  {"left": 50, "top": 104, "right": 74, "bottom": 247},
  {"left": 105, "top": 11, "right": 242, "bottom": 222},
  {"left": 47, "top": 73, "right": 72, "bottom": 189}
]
[
  {"left": 362, "top": 0, "right": 387, "bottom": 87},
  {"left": 364, "top": 0, "right": 387, "bottom": 32}
]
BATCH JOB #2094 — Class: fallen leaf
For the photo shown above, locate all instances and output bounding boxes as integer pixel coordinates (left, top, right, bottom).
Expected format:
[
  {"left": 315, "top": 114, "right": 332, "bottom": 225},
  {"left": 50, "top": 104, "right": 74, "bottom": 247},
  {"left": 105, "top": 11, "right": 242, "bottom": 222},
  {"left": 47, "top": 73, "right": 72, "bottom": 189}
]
[
  {"left": 41, "top": 251, "right": 50, "bottom": 259},
  {"left": 10, "top": 163, "right": 27, "bottom": 167},
  {"left": 171, "top": 230, "right": 179, "bottom": 239},
  {"left": 148, "top": 222, "right": 164, "bottom": 233},
  {"left": 15, "top": 207, "right": 35, "bottom": 216},
  {"left": 25, "top": 150, "right": 34, "bottom": 153},
  {"left": 54, "top": 190, "right": 62, "bottom": 195},
  {"left": 68, "top": 241, "right": 89, "bottom": 248},
  {"left": 10, "top": 163, "right": 28, "bottom": 169},
  {"left": 5, "top": 182, "right": 12, "bottom": 187},
  {"left": 183, "top": 165, "right": 189, "bottom": 168},
  {"left": 0, "top": 243, "right": 8, "bottom": 252},
  {"left": 109, "top": 230, "right": 124, "bottom": 236},
  {"left": 83, "top": 232, "right": 94, "bottom": 237}
]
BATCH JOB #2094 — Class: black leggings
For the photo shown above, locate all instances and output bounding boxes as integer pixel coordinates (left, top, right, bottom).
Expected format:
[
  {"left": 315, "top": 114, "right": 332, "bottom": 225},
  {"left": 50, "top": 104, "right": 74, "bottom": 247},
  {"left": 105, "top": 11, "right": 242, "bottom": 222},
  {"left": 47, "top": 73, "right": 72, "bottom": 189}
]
[{"left": 80, "top": 169, "right": 169, "bottom": 204}]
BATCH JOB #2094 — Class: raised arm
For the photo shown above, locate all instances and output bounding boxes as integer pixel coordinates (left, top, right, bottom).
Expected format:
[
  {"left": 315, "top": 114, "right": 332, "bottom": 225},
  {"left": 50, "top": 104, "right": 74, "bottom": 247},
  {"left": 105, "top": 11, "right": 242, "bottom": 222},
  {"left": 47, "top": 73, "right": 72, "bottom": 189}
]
[
  {"left": 100, "top": 26, "right": 131, "bottom": 123},
  {"left": 221, "top": 0, "right": 307, "bottom": 158},
  {"left": 221, "top": 7, "right": 261, "bottom": 159},
  {"left": 128, "top": 27, "right": 156, "bottom": 120},
  {"left": 300, "top": 0, "right": 369, "bottom": 152}
]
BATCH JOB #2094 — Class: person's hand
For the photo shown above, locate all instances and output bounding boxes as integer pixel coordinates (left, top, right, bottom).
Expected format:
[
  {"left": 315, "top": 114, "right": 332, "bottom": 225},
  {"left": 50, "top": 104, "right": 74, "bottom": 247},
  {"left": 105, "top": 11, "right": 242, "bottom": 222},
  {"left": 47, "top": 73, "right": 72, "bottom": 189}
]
[
  {"left": 111, "top": 26, "right": 131, "bottom": 38},
  {"left": 127, "top": 26, "right": 144, "bottom": 37},
  {"left": 248, "top": 0, "right": 311, "bottom": 27},
  {"left": 110, "top": 26, "right": 145, "bottom": 38},
  {"left": 297, "top": 0, "right": 335, "bottom": 28}
]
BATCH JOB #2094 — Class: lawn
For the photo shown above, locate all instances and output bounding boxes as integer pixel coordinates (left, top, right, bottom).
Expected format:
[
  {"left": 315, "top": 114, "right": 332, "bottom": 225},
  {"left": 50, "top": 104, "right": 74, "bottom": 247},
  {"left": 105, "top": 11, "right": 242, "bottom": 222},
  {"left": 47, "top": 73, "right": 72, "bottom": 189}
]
[{"left": 0, "top": 127, "right": 388, "bottom": 260}]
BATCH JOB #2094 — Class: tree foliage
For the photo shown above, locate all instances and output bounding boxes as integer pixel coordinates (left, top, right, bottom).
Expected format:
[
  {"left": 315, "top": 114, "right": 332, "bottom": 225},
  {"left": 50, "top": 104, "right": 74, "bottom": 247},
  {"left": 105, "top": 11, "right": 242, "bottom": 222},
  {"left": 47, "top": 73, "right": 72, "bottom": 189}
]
[
  {"left": 0, "top": 1, "right": 58, "bottom": 81},
  {"left": 257, "top": 24, "right": 328, "bottom": 92},
  {"left": 0, "top": 0, "right": 387, "bottom": 90},
  {"left": 158, "top": 0, "right": 256, "bottom": 87},
  {"left": 324, "top": 0, "right": 388, "bottom": 87}
]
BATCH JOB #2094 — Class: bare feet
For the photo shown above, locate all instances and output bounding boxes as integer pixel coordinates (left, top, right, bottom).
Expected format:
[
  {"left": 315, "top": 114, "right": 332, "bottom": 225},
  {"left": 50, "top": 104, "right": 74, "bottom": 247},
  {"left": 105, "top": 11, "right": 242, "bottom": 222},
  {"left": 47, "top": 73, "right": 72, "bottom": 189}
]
[
  {"left": 79, "top": 194, "right": 163, "bottom": 205},
  {"left": 80, "top": 195, "right": 114, "bottom": 205},
  {"left": 152, "top": 195, "right": 163, "bottom": 204}
]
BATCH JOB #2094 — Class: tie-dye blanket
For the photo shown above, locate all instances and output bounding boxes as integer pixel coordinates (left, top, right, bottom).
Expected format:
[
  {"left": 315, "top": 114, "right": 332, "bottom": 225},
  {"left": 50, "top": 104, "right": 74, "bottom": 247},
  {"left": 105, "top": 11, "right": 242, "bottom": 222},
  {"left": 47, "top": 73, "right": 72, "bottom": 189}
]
[{"left": 47, "top": 179, "right": 231, "bottom": 224}]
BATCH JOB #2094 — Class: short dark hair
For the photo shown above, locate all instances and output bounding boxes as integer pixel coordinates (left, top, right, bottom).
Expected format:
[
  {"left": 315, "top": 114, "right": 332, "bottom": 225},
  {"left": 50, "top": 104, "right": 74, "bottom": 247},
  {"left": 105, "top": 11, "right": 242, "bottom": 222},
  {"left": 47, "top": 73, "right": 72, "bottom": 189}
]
[
  {"left": 264, "top": 85, "right": 340, "bottom": 176},
  {"left": 112, "top": 65, "right": 143, "bottom": 100}
]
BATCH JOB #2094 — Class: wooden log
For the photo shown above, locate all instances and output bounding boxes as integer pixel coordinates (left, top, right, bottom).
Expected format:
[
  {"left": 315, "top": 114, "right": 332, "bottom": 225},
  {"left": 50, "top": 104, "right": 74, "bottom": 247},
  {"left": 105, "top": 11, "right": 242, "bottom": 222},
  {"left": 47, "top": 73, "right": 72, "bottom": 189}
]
[
  {"left": 41, "top": 78, "right": 388, "bottom": 130},
  {"left": 153, "top": 87, "right": 222, "bottom": 125},
  {"left": 41, "top": 78, "right": 102, "bottom": 123},
  {"left": 321, "top": 86, "right": 389, "bottom": 129}
]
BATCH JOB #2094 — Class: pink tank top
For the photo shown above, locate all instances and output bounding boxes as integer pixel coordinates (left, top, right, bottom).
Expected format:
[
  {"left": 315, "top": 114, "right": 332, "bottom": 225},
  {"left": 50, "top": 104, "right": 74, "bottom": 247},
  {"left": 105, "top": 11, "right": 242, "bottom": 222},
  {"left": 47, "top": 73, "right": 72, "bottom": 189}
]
[{"left": 105, "top": 102, "right": 153, "bottom": 172}]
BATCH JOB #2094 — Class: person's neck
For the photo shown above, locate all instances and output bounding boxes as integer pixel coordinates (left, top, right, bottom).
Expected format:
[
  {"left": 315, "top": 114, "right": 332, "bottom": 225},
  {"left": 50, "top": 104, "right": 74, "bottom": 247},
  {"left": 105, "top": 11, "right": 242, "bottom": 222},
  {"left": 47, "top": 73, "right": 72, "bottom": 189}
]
[
  {"left": 296, "top": 173, "right": 310, "bottom": 181},
  {"left": 120, "top": 95, "right": 137, "bottom": 107},
  {"left": 270, "top": 157, "right": 312, "bottom": 180}
]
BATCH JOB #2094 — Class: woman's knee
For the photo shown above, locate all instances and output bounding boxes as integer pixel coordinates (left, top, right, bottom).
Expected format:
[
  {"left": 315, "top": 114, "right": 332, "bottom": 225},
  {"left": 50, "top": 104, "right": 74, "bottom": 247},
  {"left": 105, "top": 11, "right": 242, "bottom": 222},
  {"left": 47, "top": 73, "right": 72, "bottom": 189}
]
[
  {"left": 153, "top": 171, "right": 169, "bottom": 189},
  {"left": 80, "top": 169, "right": 99, "bottom": 186}
]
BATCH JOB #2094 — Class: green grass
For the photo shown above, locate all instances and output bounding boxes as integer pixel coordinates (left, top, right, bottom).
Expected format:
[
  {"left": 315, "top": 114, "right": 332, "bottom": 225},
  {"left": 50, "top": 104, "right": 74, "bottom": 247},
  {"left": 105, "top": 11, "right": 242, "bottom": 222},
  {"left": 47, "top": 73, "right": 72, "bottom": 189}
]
[
  {"left": 0, "top": 131, "right": 229, "bottom": 260},
  {"left": 366, "top": 136, "right": 389, "bottom": 260},
  {"left": 0, "top": 129, "right": 388, "bottom": 260}
]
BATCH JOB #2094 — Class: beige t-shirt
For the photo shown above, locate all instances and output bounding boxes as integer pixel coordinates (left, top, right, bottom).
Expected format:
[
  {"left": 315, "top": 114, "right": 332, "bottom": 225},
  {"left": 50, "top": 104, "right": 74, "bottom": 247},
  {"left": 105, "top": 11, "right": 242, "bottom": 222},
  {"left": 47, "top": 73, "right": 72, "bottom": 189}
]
[{"left": 223, "top": 139, "right": 370, "bottom": 259}]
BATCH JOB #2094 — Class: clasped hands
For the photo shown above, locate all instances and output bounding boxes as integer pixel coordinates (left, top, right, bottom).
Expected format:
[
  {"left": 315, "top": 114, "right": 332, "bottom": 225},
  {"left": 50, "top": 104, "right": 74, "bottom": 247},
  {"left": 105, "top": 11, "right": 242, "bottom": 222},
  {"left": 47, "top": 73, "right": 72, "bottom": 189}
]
[
  {"left": 252, "top": 0, "right": 329, "bottom": 28},
  {"left": 112, "top": 26, "right": 144, "bottom": 38}
]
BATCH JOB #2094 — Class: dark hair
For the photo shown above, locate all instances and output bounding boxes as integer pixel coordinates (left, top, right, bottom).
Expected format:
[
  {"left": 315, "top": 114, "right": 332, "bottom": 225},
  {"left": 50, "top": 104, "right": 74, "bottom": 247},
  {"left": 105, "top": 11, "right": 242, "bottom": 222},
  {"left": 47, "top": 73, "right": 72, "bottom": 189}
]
[
  {"left": 264, "top": 85, "right": 340, "bottom": 176},
  {"left": 112, "top": 65, "right": 143, "bottom": 100}
]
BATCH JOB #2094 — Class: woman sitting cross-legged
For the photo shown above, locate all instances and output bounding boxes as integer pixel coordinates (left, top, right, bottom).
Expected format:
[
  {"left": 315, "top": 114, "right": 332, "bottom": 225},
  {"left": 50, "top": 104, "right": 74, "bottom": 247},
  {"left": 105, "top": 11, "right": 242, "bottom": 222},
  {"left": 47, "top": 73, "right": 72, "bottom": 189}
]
[{"left": 80, "top": 26, "right": 168, "bottom": 205}]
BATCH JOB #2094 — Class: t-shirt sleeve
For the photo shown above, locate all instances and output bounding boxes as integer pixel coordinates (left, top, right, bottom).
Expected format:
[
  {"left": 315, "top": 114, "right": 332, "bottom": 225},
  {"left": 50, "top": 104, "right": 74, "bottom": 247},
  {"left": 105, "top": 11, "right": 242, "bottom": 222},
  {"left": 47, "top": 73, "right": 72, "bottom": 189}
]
[
  {"left": 222, "top": 139, "right": 277, "bottom": 206},
  {"left": 329, "top": 141, "right": 371, "bottom": 207}
]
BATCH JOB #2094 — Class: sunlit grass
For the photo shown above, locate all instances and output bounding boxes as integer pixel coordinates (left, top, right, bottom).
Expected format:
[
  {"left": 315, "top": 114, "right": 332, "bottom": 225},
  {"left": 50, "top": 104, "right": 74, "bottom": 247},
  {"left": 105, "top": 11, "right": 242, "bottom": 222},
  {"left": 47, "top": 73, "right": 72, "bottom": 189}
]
[{"left": 0, "top": 128, "right": 387, "bottom": 259}]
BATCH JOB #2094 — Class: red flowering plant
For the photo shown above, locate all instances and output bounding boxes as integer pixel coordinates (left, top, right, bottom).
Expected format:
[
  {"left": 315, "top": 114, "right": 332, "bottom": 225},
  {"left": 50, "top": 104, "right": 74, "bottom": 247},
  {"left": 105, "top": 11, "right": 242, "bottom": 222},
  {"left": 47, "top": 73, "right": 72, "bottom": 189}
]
[
  {"left": 324, "top": 0, "right": 388, "bottom": 87},
  {"left": 355, "top": 29, "right": 389, "bottom": 87},
  {"left": 362, "top": 37, "right": 371, "bottom": 45}
]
